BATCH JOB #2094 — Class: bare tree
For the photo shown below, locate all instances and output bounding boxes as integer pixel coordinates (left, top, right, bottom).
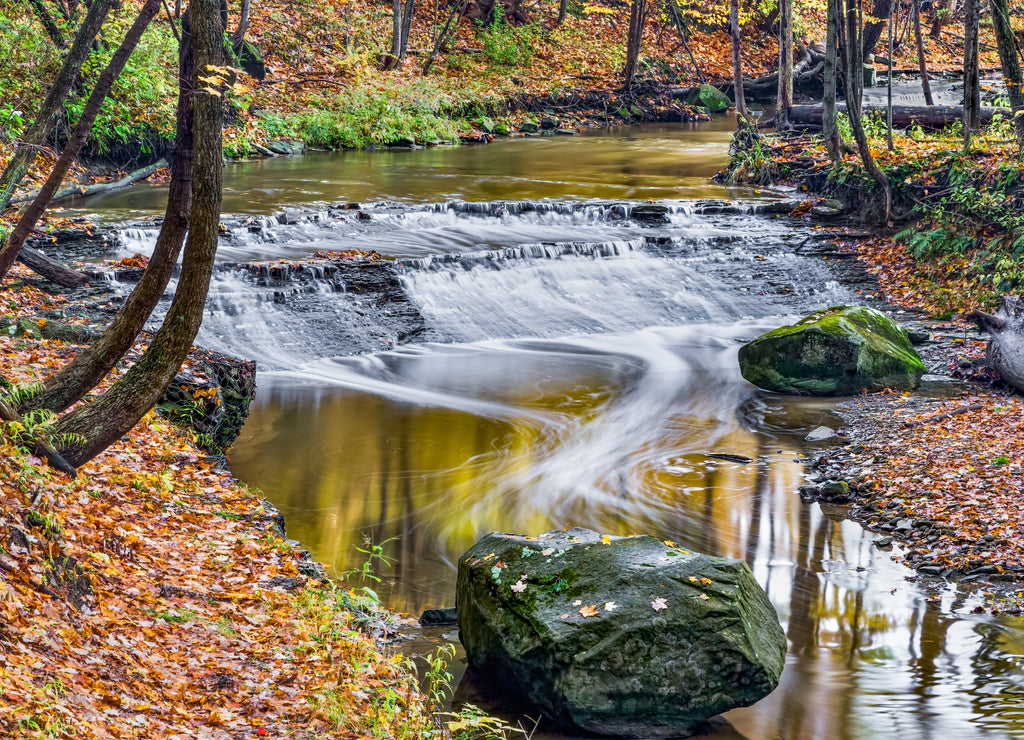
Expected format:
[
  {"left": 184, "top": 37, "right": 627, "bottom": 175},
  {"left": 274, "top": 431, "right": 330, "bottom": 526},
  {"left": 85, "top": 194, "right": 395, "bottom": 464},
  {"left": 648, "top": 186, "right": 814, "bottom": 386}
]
[{"left": 383, "top": 0, "right": 415, "bottom": 69}]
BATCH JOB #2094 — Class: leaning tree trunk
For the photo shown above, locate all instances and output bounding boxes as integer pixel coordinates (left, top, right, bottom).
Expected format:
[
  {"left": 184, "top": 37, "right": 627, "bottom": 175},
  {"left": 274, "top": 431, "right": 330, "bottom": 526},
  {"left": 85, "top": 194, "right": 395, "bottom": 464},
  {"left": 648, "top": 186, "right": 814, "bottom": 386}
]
[
  {"left": 730, "top": 0, "right": 747, "bottom": 118},
  {"left": 860, "top": 0, "right": 892, "bottom": 59},
  {"left": 0, "top": 0, "right": 161, "bottom": 283},
  {"left": 53, "top": 0, "right": 224, "bottom": 470},
  {"left": 776, "top": 0, "right": 794, "bottom": 129},
  {"left": 989, "top": 0, "right": 1024, "bottom": 150},
  {"left": 0, "top": 0, "right": 115, "bottom": 213},
  {"left": 971, "top": 297, "right": 1024, "bottom": 394},
  {"left": 399, "top": 0, "right": 414, "bottom": 57},
  {"left": 23, "top": 11, "right": 196, "bottom": 416}
]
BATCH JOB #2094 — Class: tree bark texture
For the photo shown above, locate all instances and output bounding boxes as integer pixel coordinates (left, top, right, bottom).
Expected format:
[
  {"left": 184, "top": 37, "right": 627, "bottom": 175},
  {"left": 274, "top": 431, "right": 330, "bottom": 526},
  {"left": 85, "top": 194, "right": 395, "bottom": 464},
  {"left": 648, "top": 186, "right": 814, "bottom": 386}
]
[
  {"left": 912, "top": 0, "right": 934, "bottom": 105},
  {"left": 776, "top": 0, "right": 794, "bottom": 128},
  {"left": 988, "top": 0, "right": 1024, "bottom": 149},
  {"left": 26, "top": 14, "right": 196, "bottom": 416},
  {"left": 53, "top": 0, "right": 224, "bottom": 469},
  {"left": 0, "top": 0, "right": 115, "bottom": 213},
  {"left": 0, "top": 0, "right": 161, "bottom": 282},
  {"left": 860, "top": 0, "right": 892, "bottom": 59},
  {"left": 28, "top": 0, "right": 68, "bottom": 48}
]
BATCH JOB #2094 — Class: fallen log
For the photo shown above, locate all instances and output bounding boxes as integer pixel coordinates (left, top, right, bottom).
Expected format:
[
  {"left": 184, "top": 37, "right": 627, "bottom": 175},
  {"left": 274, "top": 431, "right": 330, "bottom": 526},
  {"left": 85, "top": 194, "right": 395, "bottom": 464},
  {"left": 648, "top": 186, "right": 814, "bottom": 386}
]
[
  {"left": 789, "top": 103, "right": 1011, "bottom": 131},
  {"left": 16, "top": 247, "right": 91, "bottom": 288},
  {"left": 970, "top": 297, "right": 1024, "bottom": 394},
  {"left": 8, "top": 158, "right": 167, "bottom": 207}
]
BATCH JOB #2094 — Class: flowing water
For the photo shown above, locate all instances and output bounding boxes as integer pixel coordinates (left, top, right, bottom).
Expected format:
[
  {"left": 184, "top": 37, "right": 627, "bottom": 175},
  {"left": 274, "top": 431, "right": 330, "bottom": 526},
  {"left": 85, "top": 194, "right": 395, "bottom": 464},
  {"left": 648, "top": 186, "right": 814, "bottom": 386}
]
[{"left": 90, "top": 123, "right": 1024, "bottom": 739}]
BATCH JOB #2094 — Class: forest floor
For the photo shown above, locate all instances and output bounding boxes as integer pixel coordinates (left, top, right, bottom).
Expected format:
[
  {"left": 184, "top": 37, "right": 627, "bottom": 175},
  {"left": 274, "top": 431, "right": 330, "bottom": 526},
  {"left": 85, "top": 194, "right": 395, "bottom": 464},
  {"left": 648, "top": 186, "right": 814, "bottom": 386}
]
[{"left": 0, "top": 277, "right": 442, "bottom": 737}]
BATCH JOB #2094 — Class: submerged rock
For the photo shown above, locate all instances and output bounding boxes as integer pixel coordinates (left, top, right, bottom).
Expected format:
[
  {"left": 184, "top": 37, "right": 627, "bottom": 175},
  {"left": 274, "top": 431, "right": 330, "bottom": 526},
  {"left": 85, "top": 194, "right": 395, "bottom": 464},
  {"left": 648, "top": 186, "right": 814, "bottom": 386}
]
[
  {"left": 738, "top": 305, "right": 925, "bottom": 396},
  {"left": 457, "top": 528, "right": 785, "bottom": 737}
]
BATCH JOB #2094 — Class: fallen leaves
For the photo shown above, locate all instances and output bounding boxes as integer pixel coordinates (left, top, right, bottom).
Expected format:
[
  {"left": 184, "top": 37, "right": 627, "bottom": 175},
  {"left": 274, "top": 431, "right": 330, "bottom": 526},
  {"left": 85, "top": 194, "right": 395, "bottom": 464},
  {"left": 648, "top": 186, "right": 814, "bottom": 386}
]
[
  {"left": 651, "top": 597, "right": 668, "bottom": 612},
  {"left": 579, "top": 604, "right": 600, "bottom": 618}
]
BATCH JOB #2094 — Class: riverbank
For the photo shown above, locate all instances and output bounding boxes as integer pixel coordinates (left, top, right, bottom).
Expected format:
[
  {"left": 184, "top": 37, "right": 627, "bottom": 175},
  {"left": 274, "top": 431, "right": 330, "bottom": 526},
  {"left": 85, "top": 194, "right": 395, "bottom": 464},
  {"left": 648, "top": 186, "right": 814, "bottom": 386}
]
[
  {"left": 0, "top": 274, "right": 440, "bottom": 737},
  {"left": 725, "top": 118, "right": 1024, "bottom": 602}
]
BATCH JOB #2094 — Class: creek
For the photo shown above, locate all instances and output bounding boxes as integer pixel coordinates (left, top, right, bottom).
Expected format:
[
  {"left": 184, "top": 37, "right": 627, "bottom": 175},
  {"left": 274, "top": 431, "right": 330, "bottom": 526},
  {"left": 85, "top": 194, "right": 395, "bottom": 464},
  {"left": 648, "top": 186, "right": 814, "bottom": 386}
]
[{"left": 85, "top": 121, "right": 1024, "bottom": 739}]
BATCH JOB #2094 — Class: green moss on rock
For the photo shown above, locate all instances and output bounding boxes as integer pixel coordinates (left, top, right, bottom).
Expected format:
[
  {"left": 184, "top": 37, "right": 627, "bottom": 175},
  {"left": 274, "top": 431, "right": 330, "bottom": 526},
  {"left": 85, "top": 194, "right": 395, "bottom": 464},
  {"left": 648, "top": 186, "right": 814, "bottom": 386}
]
[{"left": 738, "top": 305, "right": 925, "bottom": 396}]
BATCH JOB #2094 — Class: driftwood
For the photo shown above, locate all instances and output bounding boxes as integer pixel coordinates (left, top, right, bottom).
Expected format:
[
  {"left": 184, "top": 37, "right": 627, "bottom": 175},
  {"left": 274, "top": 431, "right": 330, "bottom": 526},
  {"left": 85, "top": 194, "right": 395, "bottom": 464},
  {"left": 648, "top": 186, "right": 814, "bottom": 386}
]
[
  {"left": 789, "top": 103, "right": 1011, "bottom": 131},
  {"left": 902, "top": 402, "right": 982, "bottom": 428},
  {"left": 970, "top": 296, "right": 1024, "bottom": 394},
  {"left": 9, "top": 158, "right": 167, "bottom": 207}
]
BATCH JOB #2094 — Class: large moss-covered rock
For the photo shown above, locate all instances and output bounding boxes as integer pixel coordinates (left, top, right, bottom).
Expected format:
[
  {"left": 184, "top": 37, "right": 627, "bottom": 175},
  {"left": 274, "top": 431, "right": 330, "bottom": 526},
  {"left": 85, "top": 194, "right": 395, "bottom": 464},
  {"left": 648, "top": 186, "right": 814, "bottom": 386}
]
[
  {"left": 738, "top": 305, "right": 925, "bottom": 396},
  {"left": 685, "top": 84, "right": 732, "bottom": 113},
  {"left": 457, "top": 528, "right": 785, "bottom": 737}
]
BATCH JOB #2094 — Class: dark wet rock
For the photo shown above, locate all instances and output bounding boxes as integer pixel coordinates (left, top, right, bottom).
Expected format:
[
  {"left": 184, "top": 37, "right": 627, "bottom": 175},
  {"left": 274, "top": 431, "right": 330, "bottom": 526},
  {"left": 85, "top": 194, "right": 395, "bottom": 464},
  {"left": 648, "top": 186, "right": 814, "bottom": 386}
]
[
  {"left": 519, "top": 120, "right": 540, "bottom": 134},
  {"left": 754, "top": 199, "right": 802, "bottom": 215},
  {"left": 420, "top": 607, "right": 458, "bottom": 626},
  {"left": 457, "top": 528, "right": 785, "bottom": 738},
  {"left": 630, "top": 204, "right": 670, "bottom": 225},
  {"left": 819, "top": 480, "right": 852, "bottom": 501},
  {"left": 555, "top": 127, "right": 579, "bottom": 135},
  {"left": 540, "top": 115, "right": 560, "bottom": 130},
  {"left": 738, "top": 306, "right": 926, "bottom": 395}
]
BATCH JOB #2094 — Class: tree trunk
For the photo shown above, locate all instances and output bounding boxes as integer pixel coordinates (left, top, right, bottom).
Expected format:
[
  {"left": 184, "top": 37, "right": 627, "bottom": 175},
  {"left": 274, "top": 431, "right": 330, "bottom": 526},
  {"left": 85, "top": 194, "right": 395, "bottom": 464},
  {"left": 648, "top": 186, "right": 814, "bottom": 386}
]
[
  {"left": 25, "top": 15, "right": 196, "bottom": 416},
  {"left": 557, "top": 0, "right": 567, "bottom": 25},
  {"left": 824, "top": 0, "right": 841, "bottom": 161},
  {"left": 232, "top": 0, "right": 250, "bottom": 48},
  {"left": 0, "top": 0, "right": 160, "bottom": 282},
  {"left": 422, "top": 0, "right": 470, "bottom": 74},
  {"left": 962, "top": 0, "right": 980, "bottom": 150},
  {"left": 730, "top": 0, "right": 746, "bottom": 118},
  {"left": 843, "top": 0, "right": 891, "bottom": 221},
  {"left": 383, "top": 0, "right": 404, "bottom": 69},
  {"left": 0, "top": 0, "right": 115, "bottom": 213},
  {"left": 989, "top": 0, "right": 1024, "bottom": 150},
  {"left": 399, "top": 0, "right": 415, "bottom": 57},
  {"left": 930, "top": 0, "right": 956, "bottom": 38},
  {"left": 970, "top": 297, "right": 1024, "bottom": 393},
  {"left": 912, "top": 0, "right": 934, "bottom": 105},
  {"left": 53, "top": 0, "right": 224, "bottom": 469},
  {"left": 29, "top": 0, "right": 68, "bottom": 48},
  {"left": 886, "top": 0, "right": 893, "bottom": 149},
  {"left": 861, "top": 0, "right": 892, "bottom": 59},
  {"left": 622, "top": 0, "right": 646, "bottom": 90},
  {"left": 777, "top": 0, "right": 794, "bottom": 128}
]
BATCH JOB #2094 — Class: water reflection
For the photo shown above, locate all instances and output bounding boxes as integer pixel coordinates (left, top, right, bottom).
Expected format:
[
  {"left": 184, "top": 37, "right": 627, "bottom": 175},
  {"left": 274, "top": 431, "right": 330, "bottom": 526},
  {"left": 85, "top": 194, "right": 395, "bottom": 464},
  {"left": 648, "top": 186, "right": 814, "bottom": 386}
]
[
  {"left": 74, "top": 122, "right": 763, "bottom": 219},
  {"left": 229, "top": 327, "right": 1024, "bottom": 739}
]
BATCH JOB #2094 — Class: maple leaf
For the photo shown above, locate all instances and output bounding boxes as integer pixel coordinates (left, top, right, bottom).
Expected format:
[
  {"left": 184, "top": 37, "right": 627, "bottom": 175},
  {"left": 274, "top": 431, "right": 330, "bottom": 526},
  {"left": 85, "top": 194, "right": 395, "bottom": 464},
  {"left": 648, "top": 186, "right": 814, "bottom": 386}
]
[
  {"left": 600, "top": 535, "right": 611, "bottom": 545},
  {"left": 573, "top": 599, "right": 582, "bottom": 606},
  {"left": 579, "top": 604, "right": 599, "bottom": 618},
  {"left": 603, "top": 601, "right": 617, "bottom": 611},
  {"left": 651, "top": 597, "right": 668, "bottom": 611},
  {"left": 700, "top": 594, "right": 710, "bottom": 601}
]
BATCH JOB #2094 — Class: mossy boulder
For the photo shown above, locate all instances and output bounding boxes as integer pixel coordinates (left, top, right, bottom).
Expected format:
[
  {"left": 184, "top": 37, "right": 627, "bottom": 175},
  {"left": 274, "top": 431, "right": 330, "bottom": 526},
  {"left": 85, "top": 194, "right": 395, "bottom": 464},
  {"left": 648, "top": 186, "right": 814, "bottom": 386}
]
[
  {"left": 457, "top": 528, "right": 785, "bottom": 737},
  {"left": 738, "top": 305, "right": 925, "bottom": 396},
  {"left": 685, "top": 84, "right": 732, "bottom": 113}
]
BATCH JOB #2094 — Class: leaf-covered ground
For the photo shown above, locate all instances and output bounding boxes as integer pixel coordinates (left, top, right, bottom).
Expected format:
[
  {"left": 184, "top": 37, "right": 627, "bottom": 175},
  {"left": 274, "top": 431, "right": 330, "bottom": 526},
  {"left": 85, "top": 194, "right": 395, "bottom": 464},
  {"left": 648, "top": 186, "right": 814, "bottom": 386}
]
[{"left": 0, "top": 282, "right": 436, "bottom": 738}]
